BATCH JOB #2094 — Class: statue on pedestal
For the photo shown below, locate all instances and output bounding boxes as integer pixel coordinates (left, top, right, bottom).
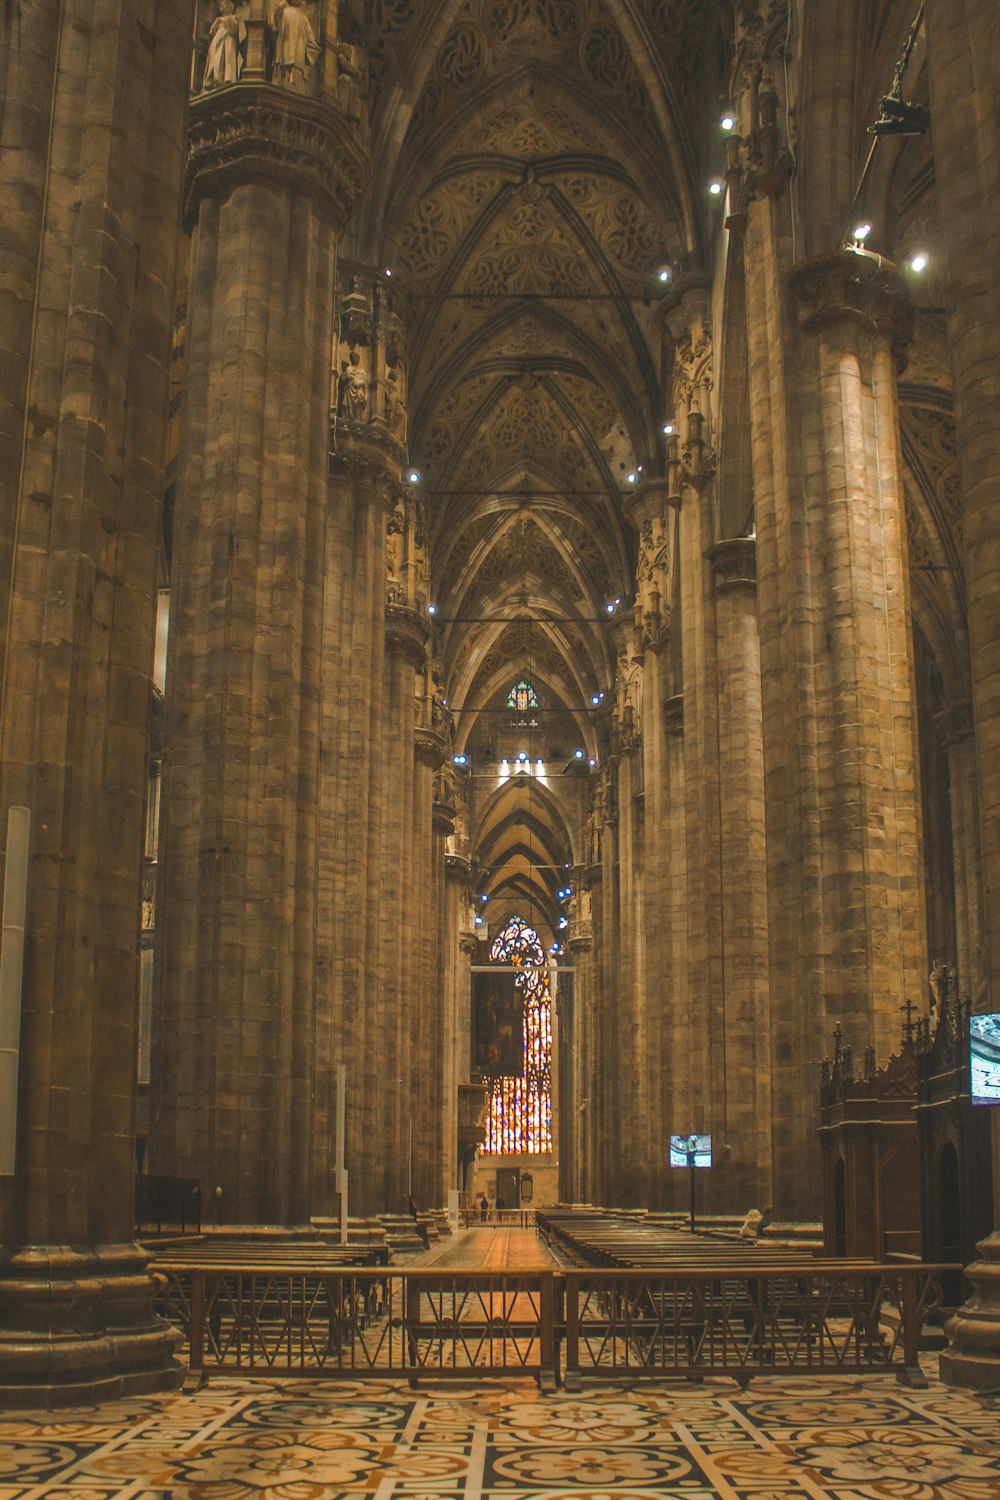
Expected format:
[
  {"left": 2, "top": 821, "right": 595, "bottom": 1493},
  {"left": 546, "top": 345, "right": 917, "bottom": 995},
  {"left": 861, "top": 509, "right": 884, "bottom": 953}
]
[
  {"left": 272, "top": 0, "right": 320, "bottom": 91},
  {"left": 203, "top": 1, "right": 247, "bottom": 88}
]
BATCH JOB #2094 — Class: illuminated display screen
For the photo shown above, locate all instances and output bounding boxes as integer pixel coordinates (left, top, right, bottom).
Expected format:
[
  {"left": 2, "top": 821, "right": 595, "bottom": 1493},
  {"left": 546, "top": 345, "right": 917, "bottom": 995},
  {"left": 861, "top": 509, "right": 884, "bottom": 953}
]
[
  {"left": 669, "top": 1133, "right": 712, "bottom": 1168},
  {"left": 970, "top": 1013, "right": 1000, "bottom": 1105}
]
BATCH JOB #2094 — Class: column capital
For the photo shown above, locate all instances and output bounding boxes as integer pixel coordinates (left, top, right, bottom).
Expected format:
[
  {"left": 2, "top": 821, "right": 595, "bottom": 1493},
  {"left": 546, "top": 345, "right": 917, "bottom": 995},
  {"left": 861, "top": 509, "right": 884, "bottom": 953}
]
[
  {"left": 446, "top": 853, "right": 472, "bottom": 883},
  {"left": 415, "top": 727, "right": 446, "bottom": 770},
  {"left": 936, "top": 698, "right": 975, "bottom": 749},
  {"left": 708, "top": 536, "right": 757, "bottom": 594},
  {"left": 787, "top": 251, "right": 916, "bottom": 370},
  {"left": 622, "top": 476, "right": 668, "bottom": 533},
  {"left": 664, "top": 693, "right": 684, "bottom": 737},
  {"left": 185, "top": 83, "right": 370, "bottom": 231},
  {"left": 385, "top": 603, "right": 430, "bottom": 666}
]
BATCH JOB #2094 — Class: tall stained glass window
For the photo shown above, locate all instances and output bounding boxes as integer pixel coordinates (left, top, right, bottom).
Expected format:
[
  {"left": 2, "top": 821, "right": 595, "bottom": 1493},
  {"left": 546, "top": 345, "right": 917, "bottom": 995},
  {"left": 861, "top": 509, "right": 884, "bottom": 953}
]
[{"left": 483, "top": 915, "right": 553, "bottom": 1153}]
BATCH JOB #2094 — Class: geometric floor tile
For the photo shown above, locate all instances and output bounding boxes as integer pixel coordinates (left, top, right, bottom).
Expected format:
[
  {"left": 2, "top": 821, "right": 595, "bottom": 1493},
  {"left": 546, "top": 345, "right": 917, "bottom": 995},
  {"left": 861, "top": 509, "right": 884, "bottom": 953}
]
[{"left": 1, "top": 1366, "right": 998, "bottom": 1499}]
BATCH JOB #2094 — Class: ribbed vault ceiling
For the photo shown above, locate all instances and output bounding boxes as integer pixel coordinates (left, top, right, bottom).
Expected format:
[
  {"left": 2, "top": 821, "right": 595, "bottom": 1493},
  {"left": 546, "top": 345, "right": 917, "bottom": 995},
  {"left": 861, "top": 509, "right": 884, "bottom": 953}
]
[{"left": 346, "top": 0, "right": 723, "bottom": 938}]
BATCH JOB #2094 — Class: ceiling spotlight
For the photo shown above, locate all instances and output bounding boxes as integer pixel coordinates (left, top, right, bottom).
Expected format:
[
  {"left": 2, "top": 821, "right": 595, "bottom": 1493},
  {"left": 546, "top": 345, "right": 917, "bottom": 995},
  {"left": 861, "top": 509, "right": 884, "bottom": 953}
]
[
  {"left": 452, "top": 753, "right": 467, "bottom": 766},
  {"left": 853, "top": 223, "right": 872, "bottom": 242},
  {"left": 474, "top": 915, "right": 484, "bottom": 925},
  {"left": 480, "top": 893, "right": 489, "bottom": 902},
  {"left": 627, "top": 471, "right": 637, "bottom": 484},
  {"left": 605, "top": 602, "right": 615, "bottom": 614},
  {"left": 588, "top": 757, "right": 597, "bottom": 767},
  {"left": 591, "top": 694, "right": 600, "bottom": 705},
  {"left": 407, "top": 469, "right": 420, "bottom": 483},
  {"left": 720, "top": 113, "right": 736, "bottom": 131},
  {"left": 574, "top": 749, "right": 585, "bottom": 760},
  {"left": 708, "top": 178, "right": 725, "bottom": 195},
  {"left": 501, "top": 756, "right": 509, "bottom": 766},
  {"left": 384, "top": 268, "right": 393, "bottom": 277},
  {"left": 657, "top": 265, "right": 672, "bottom": 283},
  {"left": 558, "top": 916, "right": 568, "bottom": 929},
  {"left": 909, "top": 252, "right": 929, "bottom": 273},
  {"left": 426, "top": 603, "right": 436, "bottom": 614}
]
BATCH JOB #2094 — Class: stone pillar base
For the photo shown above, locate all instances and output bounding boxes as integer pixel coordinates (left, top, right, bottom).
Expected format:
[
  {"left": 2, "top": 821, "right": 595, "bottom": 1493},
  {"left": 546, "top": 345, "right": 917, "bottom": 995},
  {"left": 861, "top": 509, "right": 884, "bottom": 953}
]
[
  {"left": 0, "top": 1245, "right": 184, "bottom": 1410},
  {"left": 939, "top": 1231, "right": 1000, "bottom": 1390}
]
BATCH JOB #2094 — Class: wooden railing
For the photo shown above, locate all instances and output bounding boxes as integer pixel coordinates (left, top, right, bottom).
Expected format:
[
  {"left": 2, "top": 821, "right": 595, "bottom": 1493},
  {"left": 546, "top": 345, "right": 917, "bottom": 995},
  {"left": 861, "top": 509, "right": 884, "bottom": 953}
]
[{"left": 154, "top": 1260, "right": 953, "bottom": 1388}]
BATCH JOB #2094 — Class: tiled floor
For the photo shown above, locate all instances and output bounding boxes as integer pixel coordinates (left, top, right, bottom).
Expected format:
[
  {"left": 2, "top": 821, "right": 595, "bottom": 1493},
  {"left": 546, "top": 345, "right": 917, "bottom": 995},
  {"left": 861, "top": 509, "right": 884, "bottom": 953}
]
[{"left": 1, "top": 1366, "right": 998, "bottom": 1499}]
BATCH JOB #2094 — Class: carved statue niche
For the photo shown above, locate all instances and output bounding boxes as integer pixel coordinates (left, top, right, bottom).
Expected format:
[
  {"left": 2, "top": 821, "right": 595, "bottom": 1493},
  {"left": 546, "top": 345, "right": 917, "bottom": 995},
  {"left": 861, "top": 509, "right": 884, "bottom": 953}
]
[
  {"left": 335, "top": 275, "right": 373, "bottom": 423},
  {"left": 338, "top": 349, "right": 369, "bottom": 421}
]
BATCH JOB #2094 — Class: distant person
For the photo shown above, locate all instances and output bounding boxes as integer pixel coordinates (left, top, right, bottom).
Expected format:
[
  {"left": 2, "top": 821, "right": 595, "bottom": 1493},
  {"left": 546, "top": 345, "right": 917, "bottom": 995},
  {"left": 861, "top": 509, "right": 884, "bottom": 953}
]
[
  {"left": 479, "top": 1195, "right": 488, "bottom": 1223},
  {"left": 758, "top": 1205, "right": 774, "bottom": 1239},
  {"left": 739, "top": 1207, "right": 762, "bottom": 1241},
  {"left": 408, "top": 1195, "right": 418, "bottom": 1220}
]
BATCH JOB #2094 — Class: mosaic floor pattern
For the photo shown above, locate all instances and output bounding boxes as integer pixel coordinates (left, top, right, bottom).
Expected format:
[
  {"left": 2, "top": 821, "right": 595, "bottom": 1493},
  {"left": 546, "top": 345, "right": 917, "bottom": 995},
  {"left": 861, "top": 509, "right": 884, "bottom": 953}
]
[{"left": 1, "top": 1367, "right": 998, "bottom": 1500}]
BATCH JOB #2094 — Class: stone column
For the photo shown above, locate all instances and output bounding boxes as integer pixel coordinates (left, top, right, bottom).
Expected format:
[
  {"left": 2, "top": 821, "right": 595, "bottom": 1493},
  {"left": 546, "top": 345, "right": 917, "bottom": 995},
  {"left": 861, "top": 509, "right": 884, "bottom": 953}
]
[
  {"left": 935, "top": 702, "right": 985, "bottom": 1005},
  {"left": 708, "top": 539, "right": 772, "bottom": 1206},
  {"left": 568, "top": 928, "right": 593, "bottom": 1203},
  {"left": 628, "top": 482, "right": 673, "bottom": 1210},
  {"left": 740, "top": 111, "right": 924, "bottom": 1213},
  {"left": 317, "top": 453, "right": 395, "bottom": 1217},
  {"left": 411, "top": 727, "right": 446, "bottom": 1207},
  {"left": 925, "top": 0, "right": 1000, "bottom": 1384},
  {"left": 379, "top": 604, "right": 427, "bottom": 1208},
  {"left": 663, "top": 693, "right": 687, "bottom": 1210},
  {"left": 580, "top": 863, "right": 603, "bottom": 1202},
  {"left": 443, "top": 857, "right": 472, "bottom": 1200},
  {"left": 663, "top": 283, "right": 726, "bottom": 1207},
  {"left": 0, "top": 0, "right": 193, "bottom": 1406},
  {"left": 151, "top": 76, "right": 368, "bottom": 1222}
]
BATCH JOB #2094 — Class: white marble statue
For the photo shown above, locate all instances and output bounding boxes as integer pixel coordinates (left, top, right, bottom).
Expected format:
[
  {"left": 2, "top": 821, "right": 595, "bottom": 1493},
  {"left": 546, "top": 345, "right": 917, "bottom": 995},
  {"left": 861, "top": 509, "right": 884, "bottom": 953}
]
[
  {"left": 203, "top": 1, "right": 246, "bottom": 88},
  {"left": 273, "top": 0, "right": 320, "bottom": 91}
]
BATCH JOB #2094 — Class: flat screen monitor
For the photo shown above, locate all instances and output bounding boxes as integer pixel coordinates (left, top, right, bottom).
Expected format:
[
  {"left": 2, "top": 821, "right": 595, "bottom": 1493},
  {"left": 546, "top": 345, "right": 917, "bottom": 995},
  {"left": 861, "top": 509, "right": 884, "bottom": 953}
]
[
  {"left": 970, "top": 1012, "right": 1000, "bottom": 1105},
  {"left": 669, "top": 1133, "right": 712, "bottom": 1168}
]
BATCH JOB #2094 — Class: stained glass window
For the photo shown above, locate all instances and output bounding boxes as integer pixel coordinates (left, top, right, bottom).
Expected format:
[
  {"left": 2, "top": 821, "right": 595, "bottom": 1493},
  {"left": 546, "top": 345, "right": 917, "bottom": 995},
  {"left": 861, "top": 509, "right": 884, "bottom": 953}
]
[
  {"left": 506, "top": 679, "right": 539, "bottom": 713},
  {"left": 483, "top": 915, "right": 553, "bottom": 1154}
]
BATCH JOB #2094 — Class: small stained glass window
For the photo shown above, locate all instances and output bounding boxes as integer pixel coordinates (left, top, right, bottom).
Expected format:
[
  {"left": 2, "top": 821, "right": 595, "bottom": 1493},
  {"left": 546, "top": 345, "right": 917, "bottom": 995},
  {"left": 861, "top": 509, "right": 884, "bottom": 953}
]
[
  {"left": 483, "top": 915, "right": 553, "bottom": 1154},
  {"left": 506, "top": 679, "right": 539, "bottom": 714}
]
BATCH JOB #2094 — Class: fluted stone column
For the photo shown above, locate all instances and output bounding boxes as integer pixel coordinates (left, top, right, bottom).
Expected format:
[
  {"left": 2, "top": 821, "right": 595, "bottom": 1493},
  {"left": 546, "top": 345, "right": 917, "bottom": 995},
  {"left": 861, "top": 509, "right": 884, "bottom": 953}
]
[
  {"left": 925, "top": 0, "right": 1000, "bottom": 1385},
  {"left": 443, "top": 856, "right": 472, "bottom": 1199},
  {"left": 935, "top": 702, "right": 985, "bottom": 1004},
  {"left": 664, "top": 284, "right": 727, "bottom": 1206},
  {"left": 740, "top": 154, "right": 925, "bottom": 1213},
  {"left": 411, "top": 727, "right": 446, "bottom": 1207},
  {"left": 708, "top": 539, "right": 772, "bottom": 1206},
  {"left": 569, "top": 927, "right": 594, "bottom": 1202},
  {"left": 0, "top": 0, "right": 193, "bottom": 1405},
  {"left": 318, "top": 454, "right": 395, "bottom": 1215},
  {"left": 627, "top": 482, "right": 673, "bottom": 1210},
  {"left": 151, "top": 75, "right": 368, "bottom": 1222},
  {"left": 379, "top": 606, "right": 426, "bottom": 1208},
  {"left": 663, "top": 693, "right": 687, "bottom": 1210}
]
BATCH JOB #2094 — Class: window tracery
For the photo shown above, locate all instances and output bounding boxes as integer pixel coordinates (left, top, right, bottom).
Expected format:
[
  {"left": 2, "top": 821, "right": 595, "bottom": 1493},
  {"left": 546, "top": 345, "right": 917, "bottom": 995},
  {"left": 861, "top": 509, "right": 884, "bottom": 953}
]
[{"left": 483, "top": 915, "right": 553, "bottom": 1154}]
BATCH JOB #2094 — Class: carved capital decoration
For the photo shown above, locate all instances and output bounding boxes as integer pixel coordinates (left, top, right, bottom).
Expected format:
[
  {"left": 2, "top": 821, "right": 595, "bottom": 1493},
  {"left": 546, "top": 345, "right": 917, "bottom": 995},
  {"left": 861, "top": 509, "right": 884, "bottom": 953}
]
[
  {"left": 185, "top": 83, "right": 370, "bottom": 231},
  {"left": 709, "top": 537, "right": 757, "bottom": 594},
  {"left": 788, "top": 252, "right": 916, "bottom": 372},
  {"left": 415, "top": 727, "right": 447, "bottom": 771},
  {"left": 936, "top": 699, "right": 975, "bottom": 749},
  {"left": 385, "top": 602, "right": 430, "bottom": 666},
  {"left": 446, "top": 853, "right": 472, "bottom": 883},
  {"left": 664, "top": 693, "right": 684, "bottom": 737},
  {"left": 328, "top": 453, "right": 396, "bottom": 511}
]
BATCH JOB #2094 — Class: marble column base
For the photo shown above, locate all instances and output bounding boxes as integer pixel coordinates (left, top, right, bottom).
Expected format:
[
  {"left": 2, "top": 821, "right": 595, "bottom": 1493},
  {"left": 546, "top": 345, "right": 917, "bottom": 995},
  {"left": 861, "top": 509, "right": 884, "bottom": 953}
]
[
  {"left": 0, "top": 1244, "right": 184, "bottom": 1409},
  {"left": 939, "top": 1231, "right": 1000, "bottom": 1390}
]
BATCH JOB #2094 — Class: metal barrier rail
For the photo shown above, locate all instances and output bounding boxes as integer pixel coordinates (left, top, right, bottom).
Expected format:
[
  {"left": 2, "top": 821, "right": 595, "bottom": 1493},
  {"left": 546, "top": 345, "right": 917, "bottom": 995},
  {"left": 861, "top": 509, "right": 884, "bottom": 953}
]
[
  {"left": 458, "top": 1208, "right": 536, "bottom": 1228},
  {"left": 154, "top": 1261, "right": 953, "bottom": 1387}
]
